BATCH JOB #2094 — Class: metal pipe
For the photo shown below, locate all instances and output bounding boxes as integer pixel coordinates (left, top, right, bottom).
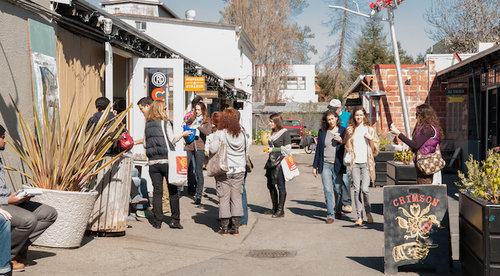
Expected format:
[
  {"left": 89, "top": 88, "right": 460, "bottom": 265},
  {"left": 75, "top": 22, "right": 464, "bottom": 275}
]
[
  {"left": 388, "top": 8, "right": 411, "bottom": 138},
  {"left": 328, "top": 5, "right": 388, "bottom": 21}
]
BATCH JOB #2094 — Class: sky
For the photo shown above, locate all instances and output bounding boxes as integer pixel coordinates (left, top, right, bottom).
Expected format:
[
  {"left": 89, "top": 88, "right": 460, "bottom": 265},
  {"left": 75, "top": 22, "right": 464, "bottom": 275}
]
[{"left": 90, "top": 0, "right": 436, "bottom": 65}]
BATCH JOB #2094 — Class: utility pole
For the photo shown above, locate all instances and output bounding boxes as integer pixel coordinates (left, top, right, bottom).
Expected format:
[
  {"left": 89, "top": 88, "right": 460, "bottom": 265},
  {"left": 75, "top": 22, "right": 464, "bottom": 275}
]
[{"left": 329, "top": 0, "right": 412, "bottom": 138}]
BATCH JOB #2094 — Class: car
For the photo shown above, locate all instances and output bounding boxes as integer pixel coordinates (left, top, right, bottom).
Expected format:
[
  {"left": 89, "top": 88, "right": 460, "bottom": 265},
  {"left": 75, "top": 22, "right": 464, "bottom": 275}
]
[{"left": 283, "top": 119, "right": 305, "bottom": 145}]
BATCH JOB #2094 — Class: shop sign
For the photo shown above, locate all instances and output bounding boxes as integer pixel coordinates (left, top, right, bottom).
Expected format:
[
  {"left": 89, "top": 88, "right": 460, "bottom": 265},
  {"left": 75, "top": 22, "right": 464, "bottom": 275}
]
[
  {"left": 196, "top": 90, "right": 219, "bottom": 98},
  {"left": 185, "top": 77, "right": 205, "bottom": 91},
  {"left": 446, "top": 88, "right": 465, "bottom": 95}
]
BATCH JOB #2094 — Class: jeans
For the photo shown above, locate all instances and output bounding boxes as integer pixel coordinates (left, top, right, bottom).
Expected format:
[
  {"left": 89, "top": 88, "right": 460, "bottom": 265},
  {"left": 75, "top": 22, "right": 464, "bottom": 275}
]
[
  {"left": 187, "top": 150, "right": 205, "bottom": 200},
  {"left": 320, "top": 162, "right": 343, "bottom": 218},
  {"left": 132, "top": 176, "right": 150, "bottom": 209},
  {"left": 241, "top": 173, "right": 248, "bottom": 225},
  {"left": 2, "top": 201, "right": 57, "bottom": 259},
  {"left": 149, "top": 163, "right": 180, "bottom": 223},
  {"left": 342, "top": 171, "right": 352, "bottom": 206},
  {"left": 352, "top": 163, "right": 371, "bottom": 218},
  {"left": 0, "top": 217, "right": 10, "bottom": 274}
]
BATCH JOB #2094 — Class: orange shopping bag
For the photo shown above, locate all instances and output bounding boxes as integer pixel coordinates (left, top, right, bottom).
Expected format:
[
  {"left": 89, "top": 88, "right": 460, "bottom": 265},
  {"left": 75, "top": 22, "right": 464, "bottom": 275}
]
[{"left": 281, "top": 154, "right": 300, "bottom": 181}]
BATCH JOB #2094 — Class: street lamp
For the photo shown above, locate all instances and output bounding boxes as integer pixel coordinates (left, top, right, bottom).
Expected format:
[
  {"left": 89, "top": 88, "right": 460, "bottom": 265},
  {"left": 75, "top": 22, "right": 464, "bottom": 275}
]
[
  {"left": 329, "top": 0, "right": 412, "bottom": 138},
  {"left": 366, "top": 90, "right": 387, "bottom": 135}
]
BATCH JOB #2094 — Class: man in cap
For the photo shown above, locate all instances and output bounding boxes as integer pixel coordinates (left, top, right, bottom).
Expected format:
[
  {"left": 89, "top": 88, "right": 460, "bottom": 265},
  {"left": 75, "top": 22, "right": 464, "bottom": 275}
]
[
  {"left": 0, "top": 125, "right": 58, "bottom": 272},
  {"left": 328, "top": 99, "right": 353, "bottom": 213}
]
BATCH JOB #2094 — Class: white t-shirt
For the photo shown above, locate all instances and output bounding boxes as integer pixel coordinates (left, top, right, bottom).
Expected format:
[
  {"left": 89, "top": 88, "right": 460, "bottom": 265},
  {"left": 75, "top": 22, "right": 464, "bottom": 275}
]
[{"left": 353, "top": 125, "right": 368, "bottom": 164}]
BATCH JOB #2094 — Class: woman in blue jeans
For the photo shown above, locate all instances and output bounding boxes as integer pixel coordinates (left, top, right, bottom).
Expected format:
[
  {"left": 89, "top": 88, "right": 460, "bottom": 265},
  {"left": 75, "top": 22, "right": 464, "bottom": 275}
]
[
  {"left": 312, "top": 110, "right": 346, "bottom": 223},
  {"left": 0, "top": 208, "right": 11, "bottom": 276}
]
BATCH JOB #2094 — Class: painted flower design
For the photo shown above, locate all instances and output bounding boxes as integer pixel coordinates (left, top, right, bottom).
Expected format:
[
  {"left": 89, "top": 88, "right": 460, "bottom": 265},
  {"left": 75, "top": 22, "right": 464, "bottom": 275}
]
[{"left": 395, "top": 203, "right": 442, "bottom": 240}]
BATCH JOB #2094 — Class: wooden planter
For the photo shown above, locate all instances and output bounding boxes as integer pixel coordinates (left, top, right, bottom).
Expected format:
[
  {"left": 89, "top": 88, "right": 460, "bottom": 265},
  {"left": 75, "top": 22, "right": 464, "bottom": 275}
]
[
  {"left": 386, "top": 160, "right": 417, "bottom": 185},
  {"left": 87, "top": 156, "right": 133, "bottom": 235},
  {"left": 459, "top": 192, "right": 500, "bottom": 276},
  {"left": 374, "top": 151, "right": 395, "bottom": 187}
]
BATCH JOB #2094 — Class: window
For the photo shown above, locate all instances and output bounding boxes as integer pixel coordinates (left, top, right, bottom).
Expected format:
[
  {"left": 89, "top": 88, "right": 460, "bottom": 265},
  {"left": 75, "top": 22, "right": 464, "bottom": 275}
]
[
  {"left": 135, "top": 21, "right": 147, "bottom": 31},
  {"left": 283, "top": 120, "right": 301, "bottom": 126},
  {"left": 280, "top": 76, "right": 306, "bottom": 90}
]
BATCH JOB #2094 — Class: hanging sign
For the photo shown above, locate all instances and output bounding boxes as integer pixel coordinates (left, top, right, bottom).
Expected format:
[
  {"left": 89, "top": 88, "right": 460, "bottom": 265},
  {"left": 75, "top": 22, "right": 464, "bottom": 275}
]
[
  {"left": 185, "top": 77, "right": 205, "bottom": 91},
  {"left": 196, "top": 90, "right": 219, "bottom": 98}
]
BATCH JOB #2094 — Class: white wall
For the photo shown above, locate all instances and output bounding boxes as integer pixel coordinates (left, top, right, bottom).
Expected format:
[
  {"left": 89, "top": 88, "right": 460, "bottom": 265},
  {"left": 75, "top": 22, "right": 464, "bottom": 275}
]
[
  {"left": 121, "top": 18, "right": 254, "bottom": 135},
  {"left": 280, "top": 64, "right": 317, "bottom": 103},
  {"left": 426, "top": 54, "right": 476, "bottom": 72}
]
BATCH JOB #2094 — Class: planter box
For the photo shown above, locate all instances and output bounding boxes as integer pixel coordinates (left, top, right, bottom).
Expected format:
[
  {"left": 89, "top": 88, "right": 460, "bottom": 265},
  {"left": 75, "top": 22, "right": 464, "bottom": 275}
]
[
  {"left": 374, "top": 151, "right": 395, "bottom": 187},
  {"left": 459, "top": 193, "right": 500, "bottom": 276},
  {"left": 386, "top": 160, "right": 417, "bottom": 185}
]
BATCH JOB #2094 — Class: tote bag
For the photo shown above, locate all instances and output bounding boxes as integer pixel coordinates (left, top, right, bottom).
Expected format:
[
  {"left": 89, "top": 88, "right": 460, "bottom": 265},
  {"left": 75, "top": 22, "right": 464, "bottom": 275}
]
[
  {"left": 207, "top": 132, "right": 229, "bottom": 177},
  {"left": 161, "top": 121, "right": 188, "bottom": 186},
  {"left": 281, "top": 154, "right": 300, "bottom": 181},
  {"left": 415, "top": 144, "right": 445, "bottom": 175}
]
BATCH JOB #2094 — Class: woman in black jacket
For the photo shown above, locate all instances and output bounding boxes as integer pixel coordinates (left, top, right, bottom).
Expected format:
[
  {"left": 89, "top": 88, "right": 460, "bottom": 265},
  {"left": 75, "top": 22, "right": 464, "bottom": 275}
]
[
  {"left": 312, "top": 110, "right": 346, "bottom": 223},
  {"left": 264, "top": 113, "right": 291, "bottom": 218},
  {"left": 145, "top": 100, "right": 190, "bottom": 229}
]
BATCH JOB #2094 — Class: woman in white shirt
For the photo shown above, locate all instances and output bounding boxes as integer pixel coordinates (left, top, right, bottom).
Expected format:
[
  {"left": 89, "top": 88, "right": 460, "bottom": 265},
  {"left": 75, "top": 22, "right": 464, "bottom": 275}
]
[{"left": 345, "top": 107, "right": 379, "bottom": 226}]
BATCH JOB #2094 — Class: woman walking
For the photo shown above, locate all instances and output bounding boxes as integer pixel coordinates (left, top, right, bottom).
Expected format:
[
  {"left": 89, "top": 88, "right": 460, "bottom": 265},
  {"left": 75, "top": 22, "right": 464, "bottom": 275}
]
[
  {"left": 264, "top": 113, "right": 291, "bottom": 218},
  {"left": 145, "top": 100, "right": 190, "bottom": 229},
  {"left": 185, "top": 102, "right": 212, "bottom": 205},
  {"left": 390, "top": 104, "right": 444, "bottom": 184},
  {"left": 345, "top": 107, "right": 379, "bottom": 226},
  {"left": 209, "top": 109, "right": 248, "bottom": 236},
  {"left": 312, "top": 110, "right": 346, "bottom": 223}
]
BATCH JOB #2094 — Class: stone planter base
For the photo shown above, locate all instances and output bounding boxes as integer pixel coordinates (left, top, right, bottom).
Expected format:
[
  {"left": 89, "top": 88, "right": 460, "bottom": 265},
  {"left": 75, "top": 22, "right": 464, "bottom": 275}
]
[
  {"left": 32, "top": 189, "right": 98, "bottom": 248},
  {"left": 386, "top": 161, "right": 417, "bottom": 185}
]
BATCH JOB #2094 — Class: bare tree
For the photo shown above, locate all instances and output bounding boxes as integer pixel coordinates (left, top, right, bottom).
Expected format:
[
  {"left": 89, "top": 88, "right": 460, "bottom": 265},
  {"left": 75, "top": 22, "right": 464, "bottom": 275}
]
[
  {"left": 425, "top": 0, "right": 500, "bottom": 53},
  {"left": 222, "top": 0, "right": 313, "bottom": 102}
]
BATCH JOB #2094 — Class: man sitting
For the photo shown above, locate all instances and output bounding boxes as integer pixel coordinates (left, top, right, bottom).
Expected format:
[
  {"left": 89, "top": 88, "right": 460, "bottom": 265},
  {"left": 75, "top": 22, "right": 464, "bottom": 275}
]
[{"left": 0, "top": 125, "right": 57, "bottom": 271}]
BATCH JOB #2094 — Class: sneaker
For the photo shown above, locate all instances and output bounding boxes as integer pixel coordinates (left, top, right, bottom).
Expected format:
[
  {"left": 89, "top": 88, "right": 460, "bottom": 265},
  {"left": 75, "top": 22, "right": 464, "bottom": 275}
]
[
  {"left": 342, "top": 205, "right": 353, "bottom": 213},
  {"left": 136, "top": 210, "right": 152, "bottom": 218},
  {"left": 366, "top": 213, "right": 374, "bottom": 224},
  {"left": 131, "top": 195, "right": 148, "bottom": 204},
  {"left": 355, "top": 218, "right": 363, "bottom": 226},
  {"left": 11, "top": 260, "right": 25, "bottom": 272}
]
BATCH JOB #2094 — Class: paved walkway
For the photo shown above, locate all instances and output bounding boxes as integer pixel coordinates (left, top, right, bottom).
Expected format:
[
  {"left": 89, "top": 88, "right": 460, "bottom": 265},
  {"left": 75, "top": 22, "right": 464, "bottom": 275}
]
[{"left": 22, "top": 145, "right": 462, "bottom": 275}]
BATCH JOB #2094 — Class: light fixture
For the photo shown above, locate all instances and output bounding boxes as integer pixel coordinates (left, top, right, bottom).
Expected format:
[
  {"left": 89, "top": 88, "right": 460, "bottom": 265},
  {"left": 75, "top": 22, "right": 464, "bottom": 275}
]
[
  {"left": 98, "top": 15, "right": 113, "bottom": 35},
  {"left": 195, "top": 66, "right": 202, "bottom": 76}
]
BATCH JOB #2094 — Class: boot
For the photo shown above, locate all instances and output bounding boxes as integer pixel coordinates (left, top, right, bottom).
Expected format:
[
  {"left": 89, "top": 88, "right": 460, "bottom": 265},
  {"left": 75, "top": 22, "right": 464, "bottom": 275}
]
[
  {"left": 272, "top": 193, "right": 286, "bottom": 218},
  {"left": 264, "top": 189, "right": 278, "bottom": 215},
  {"left": 229, "top": 217, "right": 240, "bottom": 236},
  {"left": 218, "top": 218, "right": 230, "bottom": 236}
]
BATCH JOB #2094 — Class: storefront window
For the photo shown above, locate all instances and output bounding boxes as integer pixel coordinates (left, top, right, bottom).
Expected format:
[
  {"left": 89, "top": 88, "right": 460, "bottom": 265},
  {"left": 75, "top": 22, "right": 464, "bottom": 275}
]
[{"left": 145, "top": 68, "right": 174, "bottom": 119}]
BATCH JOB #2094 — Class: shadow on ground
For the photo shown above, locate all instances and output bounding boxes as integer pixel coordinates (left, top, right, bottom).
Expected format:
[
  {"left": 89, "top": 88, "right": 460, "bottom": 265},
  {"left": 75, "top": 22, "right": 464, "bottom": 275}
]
[
  {"left": 347, "top": 256, "right": 384, "bottom": 273},
  {"left": 28, "top": 249, "right": 56, "bottom": 266},
  {"left": 191, "top": 195, "right": 221, "bottom": 232}
]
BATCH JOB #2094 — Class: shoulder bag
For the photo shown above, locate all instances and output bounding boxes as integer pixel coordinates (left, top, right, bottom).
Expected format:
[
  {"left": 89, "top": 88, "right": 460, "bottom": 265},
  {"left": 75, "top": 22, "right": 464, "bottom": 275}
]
[
  {"left": 207, "top": 132, "right": 229, "bottom": 177},
  {"left": 415, "top": 144, "right": 446, "bottom": 175},
  {"left": 162, "top": 121, "right": 188, "bottom": 186},
  {"left": 243, "top": 132, "right": 253, "bottom": 173}
]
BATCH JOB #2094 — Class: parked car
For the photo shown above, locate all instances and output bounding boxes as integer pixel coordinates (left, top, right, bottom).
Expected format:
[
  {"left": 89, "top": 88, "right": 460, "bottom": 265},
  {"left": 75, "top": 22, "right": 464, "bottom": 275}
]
[{"left": 283, "top": 119, "right": 305, "bottom": 145}]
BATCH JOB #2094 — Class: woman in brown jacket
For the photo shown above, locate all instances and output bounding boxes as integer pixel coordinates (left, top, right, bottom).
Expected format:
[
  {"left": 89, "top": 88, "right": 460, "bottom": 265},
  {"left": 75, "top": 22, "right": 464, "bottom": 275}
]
[{"left": 185, "top": 102, "right": 212, "bottom": 204}]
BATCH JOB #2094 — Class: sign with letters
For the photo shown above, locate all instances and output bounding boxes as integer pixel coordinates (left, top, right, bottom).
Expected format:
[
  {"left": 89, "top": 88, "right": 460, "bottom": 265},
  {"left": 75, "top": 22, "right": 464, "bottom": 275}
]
[{"left": 185, "top": 77, "right": 205, "bottom": 91}]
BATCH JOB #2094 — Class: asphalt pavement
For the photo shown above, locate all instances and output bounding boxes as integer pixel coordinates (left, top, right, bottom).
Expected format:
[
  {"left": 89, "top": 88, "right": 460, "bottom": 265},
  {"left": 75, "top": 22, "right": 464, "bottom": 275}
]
[{"left": 21, "top": 145, "right": 462, "bottom": 276}]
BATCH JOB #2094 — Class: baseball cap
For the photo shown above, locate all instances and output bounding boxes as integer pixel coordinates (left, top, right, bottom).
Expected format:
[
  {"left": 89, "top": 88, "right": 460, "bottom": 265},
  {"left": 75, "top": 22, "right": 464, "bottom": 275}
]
[{"left": 329, "top": 99, "right": 341, "bottom": 108}]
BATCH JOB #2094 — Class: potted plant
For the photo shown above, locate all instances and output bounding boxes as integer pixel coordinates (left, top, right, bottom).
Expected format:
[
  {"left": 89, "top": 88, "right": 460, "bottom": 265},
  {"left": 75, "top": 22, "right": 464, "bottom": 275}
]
[
  {"left": 374, "top": 135, "right": 396, "bottom": 187},
  {"left": 386, "top": 149, "right": 417, "bottom": 185},
  {"left": 7, "top": 99, "right": 130, "bottom": 248},
  {"left": 456, "top": 148, "right": 500, "bottom": 276},
  {"left": 259, "top": 130, "right": 271, "bottom": 146}
]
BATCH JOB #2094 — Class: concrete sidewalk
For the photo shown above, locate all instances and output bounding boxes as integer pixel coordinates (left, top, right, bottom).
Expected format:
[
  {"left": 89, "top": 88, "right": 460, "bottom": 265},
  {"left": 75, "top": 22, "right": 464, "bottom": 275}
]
[{"left": 21, "top": 145, "right": 462, "bottom": 275}]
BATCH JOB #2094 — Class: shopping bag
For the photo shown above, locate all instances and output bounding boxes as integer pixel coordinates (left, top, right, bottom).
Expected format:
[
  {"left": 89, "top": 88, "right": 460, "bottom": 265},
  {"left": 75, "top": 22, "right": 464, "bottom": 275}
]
[
  {"left": 281, "top": 154, "right": 300, "bottom": 181},
  {"left": 168, "top": 150, "right": 188, "bottom": 186}
]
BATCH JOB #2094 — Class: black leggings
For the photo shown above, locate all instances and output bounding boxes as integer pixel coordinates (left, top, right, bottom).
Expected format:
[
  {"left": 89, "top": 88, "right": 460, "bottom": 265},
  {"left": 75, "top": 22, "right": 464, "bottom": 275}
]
[
  {"left": 267, "top": 169, "right": 286, "bottom": 194},
  {"left": 149, "top": 163, "right": 180, "bottom": 223}
]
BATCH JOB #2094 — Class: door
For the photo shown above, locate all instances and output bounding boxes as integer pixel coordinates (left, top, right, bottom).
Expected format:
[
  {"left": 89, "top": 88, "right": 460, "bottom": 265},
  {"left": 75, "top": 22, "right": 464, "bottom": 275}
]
[
  {"left": 130, "top": 58, "right": 185, "bottom": 154},
  {"left": 481, "top": 88, "right": 499, "bottom": 158}
]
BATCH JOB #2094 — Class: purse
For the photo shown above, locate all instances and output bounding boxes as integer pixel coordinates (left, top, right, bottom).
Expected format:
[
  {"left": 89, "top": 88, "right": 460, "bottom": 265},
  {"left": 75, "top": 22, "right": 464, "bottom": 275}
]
[
  {"left": 415, "top": 144, "right": 446, "bottom": 175},
  {"left": 343, "top": 152, "right": 352, "bottom": 166},
  {"left": 207, "top": 132, "right": 229, "bottom": 177},
  {"left": 265, "top": 151, "right": 283, "bottom": 169},
  {"left": 118, "top": 130, "right": 134, "bottom": 151},
  {"left": 243, "top": 132, "right": 253, "bottom": 173}
]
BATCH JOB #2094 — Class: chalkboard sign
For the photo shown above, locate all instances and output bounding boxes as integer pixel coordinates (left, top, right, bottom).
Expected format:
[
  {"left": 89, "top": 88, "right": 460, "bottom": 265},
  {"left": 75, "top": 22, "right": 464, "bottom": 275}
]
[{"left": 384, "top": 184, "right": 451, "bottom": 274}]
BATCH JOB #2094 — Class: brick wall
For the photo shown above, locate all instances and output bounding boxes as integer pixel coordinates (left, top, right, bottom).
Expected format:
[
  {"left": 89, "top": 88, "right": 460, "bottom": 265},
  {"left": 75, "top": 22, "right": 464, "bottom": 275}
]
[{"left": 372, "top": 62, "right": 446, "bottom": 136}]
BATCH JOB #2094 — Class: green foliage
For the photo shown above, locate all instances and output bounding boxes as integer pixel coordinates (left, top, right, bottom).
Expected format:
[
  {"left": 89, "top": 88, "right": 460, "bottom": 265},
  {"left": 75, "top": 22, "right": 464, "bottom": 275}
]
[
  {"left": 394, "top": 150, "right": 414, "bottom": 165},
  {"left": 456, "top": 148, "right": 500, "bottom": 204},
  {"left": 388, "top": 41, "right": 416, "bottom": 64},
  {"left": 254, "top": 129, "right": 271, "bottom": 145},
  {"left": 350, "top": 20, "right": 390, "bottom": 79},
  {"left": 379, "top": 135, "right": 392, "bottom": 151},
  {"left": 310, "top": 130, "right": 318, "bottom": 137},
  {"left": 7, "top": 98, "right": 131, "bottom": 191}
]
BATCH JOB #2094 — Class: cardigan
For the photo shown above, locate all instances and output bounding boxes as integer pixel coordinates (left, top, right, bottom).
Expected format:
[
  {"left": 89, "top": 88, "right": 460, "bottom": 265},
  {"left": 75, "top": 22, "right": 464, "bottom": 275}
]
[{"left": 312, "top": 126, "right": 347, "bottom": 174}]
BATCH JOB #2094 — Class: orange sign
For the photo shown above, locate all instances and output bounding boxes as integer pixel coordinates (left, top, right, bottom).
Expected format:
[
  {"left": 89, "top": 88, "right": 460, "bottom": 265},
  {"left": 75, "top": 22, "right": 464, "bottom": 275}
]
[
  {"left": 285, "top": 155, "right": 297, "bottom": 171},
  {"left": 176, "top": 156, "right": 188, "bottom": 175},
  {"left": 185, "top": 77, "right": 205, "bottom": 91},
  {"left": 152, "top": 88, "right": 165, "bottom": 101}
]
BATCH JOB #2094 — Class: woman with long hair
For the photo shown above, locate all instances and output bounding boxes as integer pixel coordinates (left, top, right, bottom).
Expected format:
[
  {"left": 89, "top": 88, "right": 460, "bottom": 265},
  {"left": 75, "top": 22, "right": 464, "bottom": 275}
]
[
  {"left": 209, "top": 109, "right": 248, "bottom": 236},
  {"left": 145, "top": 100, "right": 190, "bottom": 229},
  {"left": 390, "top": 104, "right": 444, "bottom": 184},
  {"left": 264, "top": 113, "right": 291, "bottom": 218},
  {"left": 312, "top": 110, "right": 346, "bottom": 223},
  {"left": 345, "top": 107, "right": 379, "bottom": 226},
  {"left": 185, "top": 102, "right": 212, "bottom": 205}
]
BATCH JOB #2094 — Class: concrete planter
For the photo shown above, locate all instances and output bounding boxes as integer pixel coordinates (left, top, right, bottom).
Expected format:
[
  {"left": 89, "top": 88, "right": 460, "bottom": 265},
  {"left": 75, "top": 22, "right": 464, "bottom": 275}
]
[
  {"left": 32, "top": 189, "right": 98, "bottom": 248},
  {"left": 459, "top": 192, "right": 500, "bottom": 276},
  {"left": 386, "top": 160, "right": 417, "bottom": 185},
  {"left": 260, "top": 132, "right": 271, "bottom": 146}
]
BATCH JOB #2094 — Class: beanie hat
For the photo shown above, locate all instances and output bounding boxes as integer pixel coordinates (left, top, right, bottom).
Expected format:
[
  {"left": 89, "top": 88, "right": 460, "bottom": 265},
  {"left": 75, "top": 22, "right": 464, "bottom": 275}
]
[{"left": 0, "top": 125, "right": 5, "bottom": 137}]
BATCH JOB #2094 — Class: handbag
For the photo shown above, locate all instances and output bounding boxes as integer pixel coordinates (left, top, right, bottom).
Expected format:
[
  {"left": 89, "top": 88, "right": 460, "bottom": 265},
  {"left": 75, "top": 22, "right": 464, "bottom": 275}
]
[
  {"left": 161, "top": 121, "right": 187, "bottom": 186},
  {"left": 118, "top": 130, "right": 134, "bottom": 151},
  {"left": 207, "top": 132, "right": 229, "bottom": 177},
  {"left": 243, "top": 132, "right": 253, "bottom": 173},
  {"left": 265, "top": 151, "right": 283, "bottom": 169},
  {"left": 343, "top": 152, "right": 352, "bottom": 166},
  {"left": 415, "top": 144, "right": 446, "bottom": 175}
]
